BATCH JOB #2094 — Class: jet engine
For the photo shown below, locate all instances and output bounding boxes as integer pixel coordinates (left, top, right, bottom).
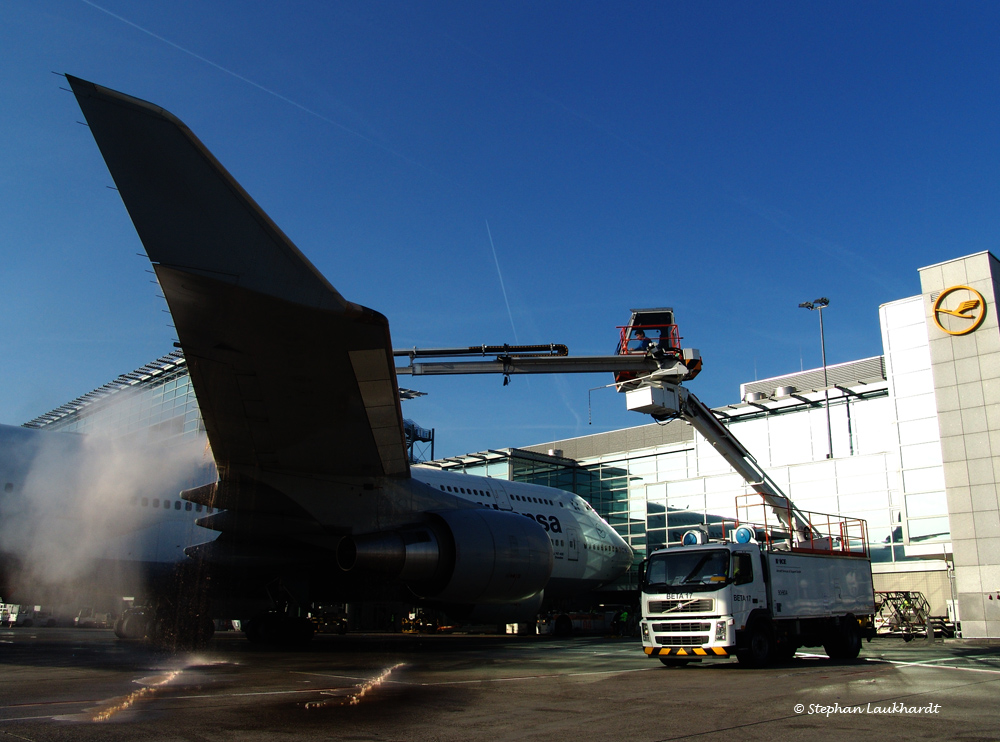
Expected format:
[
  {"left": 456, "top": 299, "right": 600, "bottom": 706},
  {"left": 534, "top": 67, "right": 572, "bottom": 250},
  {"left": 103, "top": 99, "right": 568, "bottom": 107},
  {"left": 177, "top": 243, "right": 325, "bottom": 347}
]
[{"left": 337, "top": 508, "right": 553, "bottom": 604}]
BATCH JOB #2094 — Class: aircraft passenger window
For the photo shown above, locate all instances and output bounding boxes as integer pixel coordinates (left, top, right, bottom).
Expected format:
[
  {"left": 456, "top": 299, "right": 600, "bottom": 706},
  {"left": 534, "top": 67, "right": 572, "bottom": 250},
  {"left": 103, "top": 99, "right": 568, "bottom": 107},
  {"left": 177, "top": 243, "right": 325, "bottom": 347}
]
[
  {"left": 207, "top": 506, "right": 214, "bottom": 514},
  {"left": 185, "top": 502, "right": 192, "bottom": 511},
  {"left": 3, "top": 483, "right": 12, "bottom": 493},
  {"left": 141, "top": 497, "right": 149, "bottom": 507},
  {"left": 195, "top": 504, "right": 203, "bottom": 513},
  {"left": 153, "top": 498, "right": 160, "bottom": 508},
  {"left": 174, "top": 501, "right": 182, "bottom": 510}
]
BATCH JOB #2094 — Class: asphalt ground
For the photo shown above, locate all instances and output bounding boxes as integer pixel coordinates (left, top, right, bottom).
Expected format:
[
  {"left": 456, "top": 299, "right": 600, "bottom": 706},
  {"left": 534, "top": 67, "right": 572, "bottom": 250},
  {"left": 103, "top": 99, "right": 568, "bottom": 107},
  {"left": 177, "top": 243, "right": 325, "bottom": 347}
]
[{"left": 1, "top": 628, "right": 999, "bottom": 741}]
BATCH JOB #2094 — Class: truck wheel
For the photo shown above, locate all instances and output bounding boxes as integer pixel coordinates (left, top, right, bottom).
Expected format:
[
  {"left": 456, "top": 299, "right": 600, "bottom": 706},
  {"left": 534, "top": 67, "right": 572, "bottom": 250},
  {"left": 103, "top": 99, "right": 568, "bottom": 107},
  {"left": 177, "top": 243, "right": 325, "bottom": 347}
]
[
  {"left": 736, "top": 622, "right": 772, "bottom": 667},
  {"left": 840, "top": 620, "right": 861, "bottom": 659},
  {"left": 825, "top": 618, "right": 861, "bottom": 660}
]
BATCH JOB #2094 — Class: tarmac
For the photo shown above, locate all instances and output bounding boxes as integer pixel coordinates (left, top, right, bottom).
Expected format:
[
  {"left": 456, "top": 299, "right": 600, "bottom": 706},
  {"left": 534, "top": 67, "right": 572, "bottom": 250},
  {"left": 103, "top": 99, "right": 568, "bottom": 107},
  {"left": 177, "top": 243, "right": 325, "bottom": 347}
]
[{"left": 1, "top": 627, "right": 999, "bottom": 741}]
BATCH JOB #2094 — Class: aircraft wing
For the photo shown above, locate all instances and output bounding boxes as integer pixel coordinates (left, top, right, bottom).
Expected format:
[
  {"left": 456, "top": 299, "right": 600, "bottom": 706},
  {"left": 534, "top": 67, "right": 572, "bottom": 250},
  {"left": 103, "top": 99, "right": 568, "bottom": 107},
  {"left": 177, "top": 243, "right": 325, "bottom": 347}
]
[{"left": 67, "top": 76, "right": 409, "bottom": 480}]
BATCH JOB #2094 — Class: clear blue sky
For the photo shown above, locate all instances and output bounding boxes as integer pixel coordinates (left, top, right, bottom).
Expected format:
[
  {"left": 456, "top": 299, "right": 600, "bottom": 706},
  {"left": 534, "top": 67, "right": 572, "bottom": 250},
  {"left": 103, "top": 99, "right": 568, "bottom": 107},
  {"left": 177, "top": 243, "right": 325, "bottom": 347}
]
[{"left": 3, "top": 2, "right": 999, "bottom": 458}]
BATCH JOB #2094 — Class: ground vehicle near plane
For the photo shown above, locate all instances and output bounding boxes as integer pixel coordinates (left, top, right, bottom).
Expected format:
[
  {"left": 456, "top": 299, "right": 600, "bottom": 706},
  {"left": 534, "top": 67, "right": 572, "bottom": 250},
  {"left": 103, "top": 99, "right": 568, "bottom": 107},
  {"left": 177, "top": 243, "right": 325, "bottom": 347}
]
[
  {"left": 640, "top": 497, "right": 875, "bottom": 666},
  {"left": 617, "top": 327, "right": 876, "bottom": 666},
  {"left": 56, "top": 76, "right": 634, "bottom": 646}
]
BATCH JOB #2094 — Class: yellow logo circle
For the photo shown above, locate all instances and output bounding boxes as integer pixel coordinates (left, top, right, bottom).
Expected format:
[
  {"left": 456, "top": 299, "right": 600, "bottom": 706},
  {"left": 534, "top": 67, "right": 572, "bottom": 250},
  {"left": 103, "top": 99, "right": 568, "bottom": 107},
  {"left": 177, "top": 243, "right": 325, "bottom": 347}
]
[{"left": 932, "top": 285, "right": 987, "bottom": 336}]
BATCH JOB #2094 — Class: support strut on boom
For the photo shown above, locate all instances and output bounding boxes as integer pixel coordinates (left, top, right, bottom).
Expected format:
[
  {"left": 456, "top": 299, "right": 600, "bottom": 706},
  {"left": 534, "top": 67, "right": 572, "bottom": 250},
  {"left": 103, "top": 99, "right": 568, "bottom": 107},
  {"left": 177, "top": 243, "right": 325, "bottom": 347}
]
[{"left": 393, "top": 344, "right": 667, "bottom": 378}]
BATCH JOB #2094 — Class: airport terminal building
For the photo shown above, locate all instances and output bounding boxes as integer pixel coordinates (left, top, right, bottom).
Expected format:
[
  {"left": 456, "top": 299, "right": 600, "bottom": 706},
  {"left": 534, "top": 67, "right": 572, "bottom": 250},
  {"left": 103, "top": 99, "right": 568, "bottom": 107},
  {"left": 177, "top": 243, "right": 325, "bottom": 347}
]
[
  {"left": 25, "top": 251, "right": 1000, "bottom": 638},
  {"left": 423, "top": 251, "right": 1000, "bottom": 639}
]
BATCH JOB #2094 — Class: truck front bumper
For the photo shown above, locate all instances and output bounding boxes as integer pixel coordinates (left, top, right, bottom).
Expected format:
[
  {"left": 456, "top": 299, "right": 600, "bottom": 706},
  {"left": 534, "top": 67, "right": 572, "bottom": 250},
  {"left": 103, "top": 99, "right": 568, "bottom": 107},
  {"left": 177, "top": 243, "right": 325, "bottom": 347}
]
[
  {"left": 641, "top": 617, "right": 735, "bottom": 658},
  {"left": 644, "top": 645, "right": 730, "bottom": 658}
]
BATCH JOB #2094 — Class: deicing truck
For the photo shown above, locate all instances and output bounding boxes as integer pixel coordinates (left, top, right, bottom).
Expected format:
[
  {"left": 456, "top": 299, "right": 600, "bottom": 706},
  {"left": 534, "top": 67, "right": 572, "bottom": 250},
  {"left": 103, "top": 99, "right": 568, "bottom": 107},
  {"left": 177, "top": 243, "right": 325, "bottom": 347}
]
[
  {"left": 611, "top": 324, "right": 876, "bottom": 667},
  {"left": 639, "top": 499, "right": 875, "bottom": 667}
]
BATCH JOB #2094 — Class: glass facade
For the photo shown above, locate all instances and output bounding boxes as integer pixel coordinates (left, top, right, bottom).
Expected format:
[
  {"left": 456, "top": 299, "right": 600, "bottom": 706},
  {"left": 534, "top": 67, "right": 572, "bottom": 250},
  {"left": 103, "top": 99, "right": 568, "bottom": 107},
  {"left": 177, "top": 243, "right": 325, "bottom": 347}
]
[
  {"left": 24, "top": 351, "right": 205, "bottom": 444},
  {"left": 880, "top": 296, "right": 952, "bottom": 558},
  {"left": 27, "top": 351, "right": 435, "bottom": 464}
]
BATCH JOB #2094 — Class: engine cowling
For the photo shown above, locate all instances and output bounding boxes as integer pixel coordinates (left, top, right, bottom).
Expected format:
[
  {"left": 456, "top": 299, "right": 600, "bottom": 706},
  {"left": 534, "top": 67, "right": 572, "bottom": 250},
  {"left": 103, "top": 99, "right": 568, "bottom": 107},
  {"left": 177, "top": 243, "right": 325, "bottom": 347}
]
[{"left": 337, "top": 508, "right": 553, "bottom": 604}]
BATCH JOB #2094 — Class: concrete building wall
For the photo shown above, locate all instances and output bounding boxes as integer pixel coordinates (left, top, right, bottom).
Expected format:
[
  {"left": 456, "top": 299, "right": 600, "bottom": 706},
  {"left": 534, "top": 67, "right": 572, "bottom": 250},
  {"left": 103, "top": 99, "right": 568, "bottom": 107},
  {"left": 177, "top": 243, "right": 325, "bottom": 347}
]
[{"left": 919, "top": 252, "right": 1000, "bottom": 638}]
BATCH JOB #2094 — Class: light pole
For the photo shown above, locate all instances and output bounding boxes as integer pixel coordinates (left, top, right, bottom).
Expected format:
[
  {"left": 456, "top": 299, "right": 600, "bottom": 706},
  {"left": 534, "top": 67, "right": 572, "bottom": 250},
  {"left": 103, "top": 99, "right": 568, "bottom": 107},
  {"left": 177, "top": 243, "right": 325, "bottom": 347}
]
[{"left": 799, "top": 298, "right": 833, "bottom": 459}]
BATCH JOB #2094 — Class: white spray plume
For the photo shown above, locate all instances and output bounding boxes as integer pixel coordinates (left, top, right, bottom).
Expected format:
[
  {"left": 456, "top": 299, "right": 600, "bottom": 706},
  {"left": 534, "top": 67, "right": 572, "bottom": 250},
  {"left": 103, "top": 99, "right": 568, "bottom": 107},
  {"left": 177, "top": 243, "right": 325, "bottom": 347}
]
[{"left": 0, "top": 422, "right": 213, "bottom": 605}]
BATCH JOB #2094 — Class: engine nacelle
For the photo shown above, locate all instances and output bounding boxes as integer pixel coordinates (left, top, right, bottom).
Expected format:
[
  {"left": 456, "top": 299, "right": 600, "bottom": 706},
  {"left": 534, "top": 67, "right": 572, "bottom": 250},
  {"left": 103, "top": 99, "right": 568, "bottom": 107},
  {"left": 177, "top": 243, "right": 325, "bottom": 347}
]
[{"left": 337, "top": 508, "right": 553, "bottom": 604}]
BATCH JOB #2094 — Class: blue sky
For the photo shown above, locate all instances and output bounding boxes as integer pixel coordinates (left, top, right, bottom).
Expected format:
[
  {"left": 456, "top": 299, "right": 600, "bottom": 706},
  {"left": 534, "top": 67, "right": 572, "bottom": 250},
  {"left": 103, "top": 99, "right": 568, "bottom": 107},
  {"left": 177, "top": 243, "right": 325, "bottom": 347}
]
[{"left": 2, "top": 1, "right": 999, "bottom": 458}]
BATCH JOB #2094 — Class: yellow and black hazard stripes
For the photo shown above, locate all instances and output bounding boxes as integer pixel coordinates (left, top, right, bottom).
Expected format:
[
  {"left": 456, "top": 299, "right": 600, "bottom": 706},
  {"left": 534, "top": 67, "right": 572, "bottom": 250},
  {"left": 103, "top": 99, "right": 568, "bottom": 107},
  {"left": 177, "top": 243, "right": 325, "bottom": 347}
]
[{"left": 645, "top": 646, "right": 729, "bottom": 658}]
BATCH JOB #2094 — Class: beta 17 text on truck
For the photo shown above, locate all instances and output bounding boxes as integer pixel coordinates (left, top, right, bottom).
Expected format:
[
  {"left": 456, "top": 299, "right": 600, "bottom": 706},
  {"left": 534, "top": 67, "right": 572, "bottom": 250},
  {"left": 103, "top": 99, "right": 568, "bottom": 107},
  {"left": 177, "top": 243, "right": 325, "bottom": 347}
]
[{"left": 640, "top": 496, "right": 876, "bottom": 667}]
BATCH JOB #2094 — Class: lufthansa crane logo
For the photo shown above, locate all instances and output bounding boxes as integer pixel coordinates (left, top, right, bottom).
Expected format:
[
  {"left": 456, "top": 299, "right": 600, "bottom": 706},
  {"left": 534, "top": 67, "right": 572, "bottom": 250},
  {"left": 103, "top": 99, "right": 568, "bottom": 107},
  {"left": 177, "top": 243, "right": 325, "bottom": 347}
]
[{"left": 933, "top": 285, "right": 987, "bottom": 336}]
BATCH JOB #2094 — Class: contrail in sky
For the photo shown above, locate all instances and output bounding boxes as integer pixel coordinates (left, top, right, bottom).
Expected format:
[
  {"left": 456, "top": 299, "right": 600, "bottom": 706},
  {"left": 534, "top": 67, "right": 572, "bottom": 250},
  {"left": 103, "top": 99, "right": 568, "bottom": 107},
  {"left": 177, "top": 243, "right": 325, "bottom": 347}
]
[
  {"left": 78, "top": 0, "right": 431, "bottom": 174},
  {"left": 485, "top": 219, "right": 518, "bottom": 342}
]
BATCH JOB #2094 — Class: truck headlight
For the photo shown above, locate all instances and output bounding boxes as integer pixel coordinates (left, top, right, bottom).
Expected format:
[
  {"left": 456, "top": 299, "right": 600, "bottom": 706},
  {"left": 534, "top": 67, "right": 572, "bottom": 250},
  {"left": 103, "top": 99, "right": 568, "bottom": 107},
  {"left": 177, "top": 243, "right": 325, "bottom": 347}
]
[
  {"left": 641, "top": 622, "right": 649, "bottom": 640},
  {"left": 715, "top": 621, "right": 727, "bottom": 641}
]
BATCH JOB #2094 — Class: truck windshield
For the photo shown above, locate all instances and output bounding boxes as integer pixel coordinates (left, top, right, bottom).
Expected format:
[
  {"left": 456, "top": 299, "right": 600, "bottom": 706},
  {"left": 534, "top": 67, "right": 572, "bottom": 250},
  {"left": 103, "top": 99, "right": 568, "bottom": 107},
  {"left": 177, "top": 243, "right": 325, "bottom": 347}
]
[{"left": 643, "top": 549, "right": 730, "bottom": 593}]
